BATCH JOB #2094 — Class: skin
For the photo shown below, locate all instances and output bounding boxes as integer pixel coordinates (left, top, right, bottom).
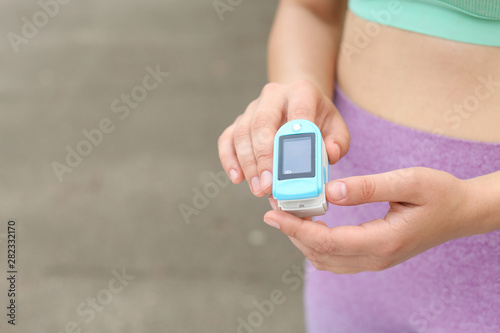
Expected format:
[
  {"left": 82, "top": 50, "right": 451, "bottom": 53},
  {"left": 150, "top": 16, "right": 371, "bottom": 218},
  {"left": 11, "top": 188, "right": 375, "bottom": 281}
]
[
  {"left": 266, "top": 168, "right": 500, "bottom": 274},
  {"left": 217, "top": 0, "right": 500, "bottom": 274}
]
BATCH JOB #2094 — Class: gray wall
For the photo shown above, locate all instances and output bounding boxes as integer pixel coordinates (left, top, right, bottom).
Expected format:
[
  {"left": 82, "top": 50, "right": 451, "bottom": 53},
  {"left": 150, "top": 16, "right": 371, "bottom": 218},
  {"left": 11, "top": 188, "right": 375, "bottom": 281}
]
[{"left": 0, "top": 0, "right": 306, "bottom": 332}]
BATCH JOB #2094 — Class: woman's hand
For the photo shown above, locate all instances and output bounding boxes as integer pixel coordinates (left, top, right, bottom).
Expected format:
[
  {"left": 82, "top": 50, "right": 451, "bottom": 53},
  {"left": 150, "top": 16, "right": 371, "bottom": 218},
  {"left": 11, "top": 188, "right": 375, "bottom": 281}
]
[
  {"left": 264, "top": 167, "right": 480, "bottom": 274},
  {"left": 218, "top": 80, "right": 350, "bottom": 197}
]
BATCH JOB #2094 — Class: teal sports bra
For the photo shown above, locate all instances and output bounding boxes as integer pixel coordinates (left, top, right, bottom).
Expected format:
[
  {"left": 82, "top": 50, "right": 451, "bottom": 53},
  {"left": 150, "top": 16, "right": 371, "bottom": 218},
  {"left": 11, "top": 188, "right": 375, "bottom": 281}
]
[{"left": 349, "top": 0, "right": 500, "bottom": 46}]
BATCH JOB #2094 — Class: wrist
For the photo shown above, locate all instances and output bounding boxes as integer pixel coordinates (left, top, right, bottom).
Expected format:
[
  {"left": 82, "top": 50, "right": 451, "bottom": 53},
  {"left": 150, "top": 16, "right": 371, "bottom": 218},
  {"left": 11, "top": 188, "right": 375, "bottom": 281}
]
[
  {"left": 266, "top": 78, "right": 334, "bottom": 100},
  {"left": 462, "top": 174, "right": 500, "bottom": 236}
]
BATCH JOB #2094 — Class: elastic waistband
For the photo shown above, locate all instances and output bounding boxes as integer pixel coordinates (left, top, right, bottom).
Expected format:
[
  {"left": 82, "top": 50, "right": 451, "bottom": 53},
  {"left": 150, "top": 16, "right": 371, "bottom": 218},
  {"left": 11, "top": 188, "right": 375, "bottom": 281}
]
[
  {"left": 349, "top": 0, "right": 500, "bottom": 47},
  {"left": 333, "top": 86, "right": 500, "bottom": 179}
]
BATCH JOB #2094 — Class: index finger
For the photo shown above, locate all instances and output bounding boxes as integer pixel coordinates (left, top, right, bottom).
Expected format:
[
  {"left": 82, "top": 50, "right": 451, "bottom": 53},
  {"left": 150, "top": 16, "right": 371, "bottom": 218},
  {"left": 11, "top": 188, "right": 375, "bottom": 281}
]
[
  {"left": 285, "top": 80, "right": 319, "bottom": 122},
  {"left": 263, "top": 210, "right": 380, "bottom": 255},
  {"left": 249, "top": 88, "right": 286, "bottom": 194}
]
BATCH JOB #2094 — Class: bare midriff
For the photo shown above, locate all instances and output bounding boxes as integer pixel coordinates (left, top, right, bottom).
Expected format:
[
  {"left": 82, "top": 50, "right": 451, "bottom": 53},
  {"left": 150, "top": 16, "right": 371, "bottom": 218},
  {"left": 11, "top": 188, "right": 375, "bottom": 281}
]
[{"left": 336, "top": 11, "right": 500, "bottom": 142}]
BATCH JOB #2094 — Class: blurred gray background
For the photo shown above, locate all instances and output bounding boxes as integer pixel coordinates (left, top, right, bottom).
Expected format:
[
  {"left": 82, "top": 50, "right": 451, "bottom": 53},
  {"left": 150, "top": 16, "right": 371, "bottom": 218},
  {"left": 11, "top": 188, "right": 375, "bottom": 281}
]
[{"left": 0, "top": 0, "right": 307, "bottom": 332}]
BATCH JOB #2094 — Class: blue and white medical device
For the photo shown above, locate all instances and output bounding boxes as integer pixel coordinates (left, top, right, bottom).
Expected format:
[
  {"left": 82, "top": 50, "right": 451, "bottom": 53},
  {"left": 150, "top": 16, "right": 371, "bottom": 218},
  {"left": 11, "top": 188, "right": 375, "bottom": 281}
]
[{"left": 272, "top": 119, "right": 329, "bottom": 218}]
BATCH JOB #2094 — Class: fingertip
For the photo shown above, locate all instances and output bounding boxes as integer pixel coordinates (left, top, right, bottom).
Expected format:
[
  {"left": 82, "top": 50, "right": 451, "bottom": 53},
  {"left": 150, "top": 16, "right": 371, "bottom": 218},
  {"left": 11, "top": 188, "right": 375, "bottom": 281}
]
[
  {"left": 263, "top": 210, "right": 283, "bottom": 230},
  {"left": 264, "top": 210, "right": 286, "bottom": 224},
  {"left": 268, "top": 197, "right": 278, "bottom": 210},
  {"left": 327, "top": 181, "right": 347, "bottom": 203},
  {"left": 333, "top": 143, "right": 341, "bottom": 162},
  {"left": 263, "top": 217, "right": 281, "bottom": 230},
  {"left": 229, "top": 169, "right": 239, "bottom": 183},
  {"left": 325, "top": 139, "right": 341, "bottom": 164},
  {"left": 250, "top": 172, "right": 274, "bottom": 197},
  {"left": 250, "top": 176, "right": 261, "bottom": 195},
  {"left": 322, "top": 117, "right": 350, "bottom": 162},
  {"left": 263, "top": 210, "right": 278, "bottom": 222},
  {"left": 260, "top": 170, "right": 273, "bottom": 192},
  {"left": 233, "top": 177, "right": 244, "bottom": 184},
  {"left": 226, "top": 168, "right": 246, "bottom": 185},
  {"left": 264, "top": 210, "right": 304, "bottom": 225}
]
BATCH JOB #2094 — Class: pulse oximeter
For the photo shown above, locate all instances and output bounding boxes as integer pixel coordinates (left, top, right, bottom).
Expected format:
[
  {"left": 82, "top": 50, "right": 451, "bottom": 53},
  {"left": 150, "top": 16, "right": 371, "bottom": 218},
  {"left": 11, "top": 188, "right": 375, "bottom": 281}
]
[{"left": 272, "top": 119, "right": 329, "bottom": 218}]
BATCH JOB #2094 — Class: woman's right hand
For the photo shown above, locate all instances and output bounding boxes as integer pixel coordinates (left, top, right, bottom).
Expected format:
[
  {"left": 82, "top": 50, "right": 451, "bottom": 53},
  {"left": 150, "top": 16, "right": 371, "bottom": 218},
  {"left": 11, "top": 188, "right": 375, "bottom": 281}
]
[{"left": 218, "top": 79, "right": 350, "bottom": 197}]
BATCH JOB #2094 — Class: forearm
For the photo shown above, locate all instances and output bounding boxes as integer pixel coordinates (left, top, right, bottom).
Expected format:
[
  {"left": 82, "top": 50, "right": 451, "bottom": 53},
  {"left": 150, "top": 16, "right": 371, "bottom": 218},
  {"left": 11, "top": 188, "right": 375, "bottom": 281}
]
[
  {"left": 466, "top": 170, "right": 500, "bottom": 235},
  {"left": 267, "top": 0, "right": 347, "bottom": 98}
]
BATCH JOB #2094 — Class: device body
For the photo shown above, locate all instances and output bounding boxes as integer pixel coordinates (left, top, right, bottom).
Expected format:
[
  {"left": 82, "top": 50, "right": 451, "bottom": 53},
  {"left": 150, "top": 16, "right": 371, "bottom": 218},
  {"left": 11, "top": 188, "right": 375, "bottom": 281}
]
[{"left": 272, "top": 119, "right": 329, "bottom": 218}]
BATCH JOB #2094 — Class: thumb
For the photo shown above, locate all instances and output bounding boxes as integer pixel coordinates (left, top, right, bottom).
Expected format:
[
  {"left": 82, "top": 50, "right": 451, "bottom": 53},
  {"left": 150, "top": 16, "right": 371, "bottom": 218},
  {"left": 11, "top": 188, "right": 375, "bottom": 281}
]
[{"left": 326, "top": 168, "right": 425, "bottom": 205}]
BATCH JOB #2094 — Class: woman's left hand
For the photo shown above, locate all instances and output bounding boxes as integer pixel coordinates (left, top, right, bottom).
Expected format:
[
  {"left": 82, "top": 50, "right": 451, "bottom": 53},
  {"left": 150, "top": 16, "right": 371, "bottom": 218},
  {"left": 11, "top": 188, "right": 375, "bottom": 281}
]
[{"left": 265, "top": 167, "right": 479, "bottom": 274}]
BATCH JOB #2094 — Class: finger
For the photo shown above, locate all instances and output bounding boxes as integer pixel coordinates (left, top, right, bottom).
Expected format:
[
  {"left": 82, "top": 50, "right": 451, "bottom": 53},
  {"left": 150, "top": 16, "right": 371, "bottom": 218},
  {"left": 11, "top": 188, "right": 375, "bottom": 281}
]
[
  {"left": 310, "top": 262, "right": 366, "bottom": 274},
  {"left": 285, "top": 81, "right": 350, "bottom": 165},
  {"left": 218, "top": 122, "right": 244, "bottom": 184},
  {"left": 314, "top": 249, "right": 399, "bottom": 273},
  {"left": 285, "top": 80, "right": 319, "bottom": 122},
  {"left": 287, "top": 236, "right": 339, "bottom": 267},
  {"left": 268, "top": 196, "right": 279, "bottom": 211},
  {"left": 250, "top": 87, "right": 286, "bottom": 194},
  {"left": 288, "top": 234, "right": 350, "bottom": 259},
  {"left": 326, "top": 168, "right": 426, "bottom": 205},
  {"left": 287, "top": 218, "right": 329, "bottom": 251},
  {"left": 233, "top": 105, "right": 262, "bottom": 196},
  {"left": 288, "top": 235, "right": 314, "bottom": 255},
  {"left": 263, "top": 210, "right": 377, "bottom": 255},
  {"left": 319, "top": 101, "right": 350, "bottom": 164},
  {"left": 288, "top": 236, "right": 387, "bottom": 273}
]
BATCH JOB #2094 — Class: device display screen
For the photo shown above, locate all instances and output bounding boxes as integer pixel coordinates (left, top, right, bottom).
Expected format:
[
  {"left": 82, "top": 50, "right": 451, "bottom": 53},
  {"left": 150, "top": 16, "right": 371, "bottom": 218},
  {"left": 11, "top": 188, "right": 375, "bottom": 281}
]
[{"left": 278, "top": 133, "right": 315, "bottom": 180}]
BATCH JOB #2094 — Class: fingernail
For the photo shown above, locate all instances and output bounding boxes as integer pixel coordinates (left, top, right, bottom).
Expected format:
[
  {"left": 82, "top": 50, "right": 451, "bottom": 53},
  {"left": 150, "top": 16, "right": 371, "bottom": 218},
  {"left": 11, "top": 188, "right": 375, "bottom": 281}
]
[
  {"left": 330, "top": 182, "right": 347, "bottom": 201},
  {"left": 268, "top": 197, "right": 277, "bottom": 210},
  {"left": 264, "top": 218, "right": 280, "bottom": 229},
  {"left": 251, "top": 176, "right": 261, "bottom": 194},
  {"left": 260, "top": 170, "right": 272, "bottom": 190},
  {"left": 334, "top": 143, "right": 341, "bottom": 161},
  {"left": 229, "top": 169, "right": 238, "bottom": 183}
]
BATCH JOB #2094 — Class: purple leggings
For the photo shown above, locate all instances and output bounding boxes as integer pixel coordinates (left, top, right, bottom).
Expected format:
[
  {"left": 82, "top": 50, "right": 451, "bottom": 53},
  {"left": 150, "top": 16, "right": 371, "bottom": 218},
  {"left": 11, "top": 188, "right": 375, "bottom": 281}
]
[{"left": 305, "top": 87, "right": 500, "bottom": 333}]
